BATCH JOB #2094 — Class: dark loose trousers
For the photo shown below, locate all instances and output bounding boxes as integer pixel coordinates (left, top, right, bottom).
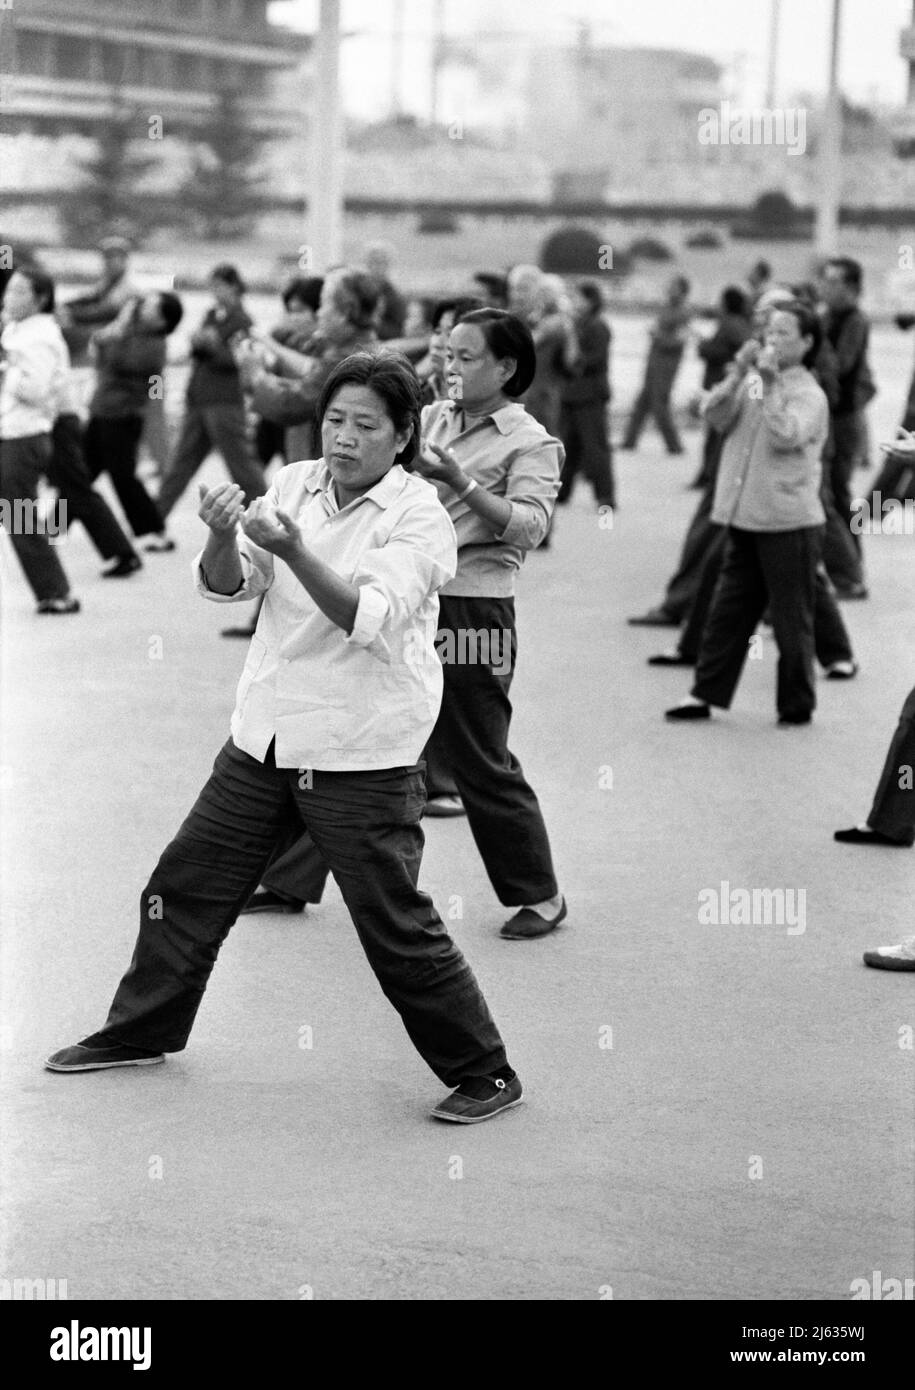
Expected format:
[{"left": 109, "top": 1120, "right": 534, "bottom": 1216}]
[
  {"left": 81, "top": 415, "right": 167, "bottom": 539},
  {"left": 156, "top": 403, "right": 266, "bottom": 519},
  {"left": 430, "top": 594, "right": 558, "bottom": 905},
  {"left": 557, "top": 401, "right": 615, "bottom": 507},
  {"left": 692, "top": 525, "right": 823, "bottom": 721},
  {"left": 0, "top": 434, "right": 71, "bottom": 601},
  {"left": 866, "top": 684, "right": 915, "bottom": 845},
  {"left": 678, "top": 524, "right": 853, "bottom": 670},
  {"left": 46, "top": 414, "right": 135, "bottom": 560},
  {"left": 92, "top": 739, "right": 507, "bottom": 1086}
]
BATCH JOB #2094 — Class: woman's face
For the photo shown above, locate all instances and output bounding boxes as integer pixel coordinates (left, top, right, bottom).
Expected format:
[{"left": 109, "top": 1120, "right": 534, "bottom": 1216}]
[
  {"left": 765, "top": 310, "right": 810, "bottom": 369},
  {"left": 211, "top": 278, "right": 239, "bottom": 310},
  {"left": 3, "top": 272, "right": 41, "bottom": 321},
  {"left": 445, "top": 322, "right": 514, "bottom": 405},
  {"left": 428, "top": 310, "right": 455, "bottom": 376},
  {"left": 321, "top": 384, "right": 411, "bottom": 496}
]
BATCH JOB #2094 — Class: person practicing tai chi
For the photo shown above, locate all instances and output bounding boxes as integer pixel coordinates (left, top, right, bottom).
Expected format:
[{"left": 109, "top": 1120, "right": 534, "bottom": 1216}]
[{"left": 46, "top": 351, "right": 523, "bottom": 1126}]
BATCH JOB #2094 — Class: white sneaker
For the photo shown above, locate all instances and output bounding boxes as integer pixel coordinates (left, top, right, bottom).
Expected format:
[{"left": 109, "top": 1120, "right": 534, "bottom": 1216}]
[{"left": 863, "top": 935, "right": 915, "bottom": 971}]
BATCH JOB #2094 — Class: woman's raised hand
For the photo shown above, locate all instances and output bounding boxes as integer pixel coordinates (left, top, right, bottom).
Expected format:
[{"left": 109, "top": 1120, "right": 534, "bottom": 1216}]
[{"left": 198, "top": 482, "right": 245, "bottom": 536}]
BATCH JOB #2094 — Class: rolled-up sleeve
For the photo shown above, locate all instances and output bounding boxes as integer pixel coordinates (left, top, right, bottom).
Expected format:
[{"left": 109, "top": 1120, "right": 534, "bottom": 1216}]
[
  {"left": 344, "top": 502, "right": 457, "bottom": 659},
  {"left": 762, "top": 381, "right": 826, "bottom": 452},
  {"left": 491, "top": 437, "right": 563, "bottom": 550}
]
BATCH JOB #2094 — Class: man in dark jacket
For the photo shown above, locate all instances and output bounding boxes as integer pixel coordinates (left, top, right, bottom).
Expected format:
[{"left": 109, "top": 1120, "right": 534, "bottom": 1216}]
[
  {"left": 691, "top": 285, "right": 751, "bottom": 488},
  {"left": 156, "top": 264, "right": 266, "bottom": 519},
  {"left": 80, "top": 291, "right": 184, "bottom": 550},
  {"left": 621, "top": 274, "right": 691, "bottom": 454},
  {"left": 820, "top": 257, "right": 874, "bottom": 598},
  {"left": 556, "top": 281, "right": 614, "bottom": 507}
]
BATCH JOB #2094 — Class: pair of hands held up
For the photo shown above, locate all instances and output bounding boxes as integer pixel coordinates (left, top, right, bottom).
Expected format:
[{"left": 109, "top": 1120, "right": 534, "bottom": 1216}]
[
  {"left": 733, "top": 339, "right": 779, "bottom": 380},
  {"left": 198, "top": 483, "right": 302, "bottom": 559}
]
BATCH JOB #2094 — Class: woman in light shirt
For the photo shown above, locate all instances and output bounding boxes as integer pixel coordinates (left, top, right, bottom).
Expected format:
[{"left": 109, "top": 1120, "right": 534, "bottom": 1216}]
[
  {"left": 47, "top": 352, "right": 522, "bottom": 1126},
  {"left": 0, "top": 266, "right": 79, "bottom": 614}
]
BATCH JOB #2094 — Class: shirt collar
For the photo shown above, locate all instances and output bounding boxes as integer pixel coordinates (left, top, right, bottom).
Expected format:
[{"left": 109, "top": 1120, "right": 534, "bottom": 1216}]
[
  {"left": 442, "top": 398, "right": 528, "bottom": 435},
  {"left": 307, "top": 460, "right": 407, "bottom": 511}
]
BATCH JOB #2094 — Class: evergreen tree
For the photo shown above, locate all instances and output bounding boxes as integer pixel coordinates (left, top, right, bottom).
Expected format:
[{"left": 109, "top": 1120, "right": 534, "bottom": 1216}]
[
  {"left": 182, "top": 88, "right": 270, "bottom": 239},
  {"left": 59, "top": 100, "right": 164, "bottom": 248}
]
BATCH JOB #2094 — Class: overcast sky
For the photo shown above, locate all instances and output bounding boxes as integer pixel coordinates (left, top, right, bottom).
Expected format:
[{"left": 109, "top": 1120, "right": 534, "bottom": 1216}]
[{"left": 270, "top": 0, "right": 914, "bottom": 116}]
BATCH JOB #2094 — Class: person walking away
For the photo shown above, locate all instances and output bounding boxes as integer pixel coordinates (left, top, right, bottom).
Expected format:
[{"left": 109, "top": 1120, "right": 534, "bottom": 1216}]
[{"left": 620, "top": 274, "right": 691, "bottom": 454}]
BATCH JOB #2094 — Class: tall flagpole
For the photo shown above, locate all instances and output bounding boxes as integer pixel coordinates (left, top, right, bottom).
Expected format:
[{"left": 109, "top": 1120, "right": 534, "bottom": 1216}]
[{"left": 815, "top": 0, "right": 842, "bottom": 255}]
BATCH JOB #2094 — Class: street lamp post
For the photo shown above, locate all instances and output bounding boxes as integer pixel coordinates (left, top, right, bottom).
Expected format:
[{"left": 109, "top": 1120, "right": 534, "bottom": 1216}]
[
  {"left": 308, "top": 0, "right": 343, "bottom": 272},
  {"left": 815, "top": 0, "right": 843, "bottom": 256}
]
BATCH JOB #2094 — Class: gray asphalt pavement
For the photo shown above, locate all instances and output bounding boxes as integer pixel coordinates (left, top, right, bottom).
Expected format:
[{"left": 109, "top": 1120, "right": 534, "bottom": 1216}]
[{"left": 1, "top": 337, "right": 913, "bottom": 1301}]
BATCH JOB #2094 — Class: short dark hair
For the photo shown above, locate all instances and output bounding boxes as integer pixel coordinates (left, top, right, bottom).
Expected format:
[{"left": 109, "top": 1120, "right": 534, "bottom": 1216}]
[
  {"left": 211, "top": 263, "right": 246, "bottom": 294},
  {"left": 751, "top": 259, "right": 772, "bottom": 280},
  {"left": 671, "top": 274, "right": 691, "bottom": 297},
  {"left": 282, "top": 275, "right": 324, "bottom": 313},
  {"left": 775, "top": 299, "right": 822, "bottom": 368},
  {"left": 329, "top": 270, "right": 381, "bottom": 332},
  {"left": 13, "top": 263, "right": 55, "bottom": 313},
  {"left": 156, "top": 291, "right": 183, "bottom": 335},
  {"left": 315, "top": 350, "right": 421, "bottom": 467},
  {"left": 431, "top": 295, "right": 485, "bottom": 330},
  {"left": 721, "top": 285, "right": 749, "bottom": 316},
  {"left": 575, "top": 280, "right": 604, "bottom": 314},
  {"left": 825, "top": 256, "right": 863, "bottom": 293},
  {"left": 452, "top": 308, "right": 536, "bottom": 396}
]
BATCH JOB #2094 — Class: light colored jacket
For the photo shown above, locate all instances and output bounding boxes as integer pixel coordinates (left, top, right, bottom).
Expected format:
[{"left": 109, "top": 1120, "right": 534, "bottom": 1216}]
[
  {"left": 0, "top": 313, "right": 70, "bottom": 439},
  {"left": 706, "top": 363, "right": 828, "bottom": 532}
]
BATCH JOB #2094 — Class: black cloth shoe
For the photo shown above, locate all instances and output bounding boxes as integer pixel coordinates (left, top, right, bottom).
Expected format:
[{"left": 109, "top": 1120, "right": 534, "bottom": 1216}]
[
  {"left": 101, "top": 554, "right": 142, "bottom": 578},
  {"left": 648, "top": 651, "right": 694, "bottom": 667},
  {"left": 628, "top": 607, "right": 680, "bottom": 627},
  {"left": 36, "top": 596, "right": 80, "bottom": 614},
  {"left": 430, "top": 1072, "right": 523, "bottom": 1123},
  {"left": 834, "top": 826, "right": 912, "bottom": 847},
  {"left": 221, "top": 625, "right": 257, "bottom": 639},
  {"left": 777, "top": 713, "right": 811, "bottom": 726},
  {"left": 833, "top": 582, "right": 869, "bottom": 600},
  {"left": 665, "top": 701, "right": 711, "bottom": 720},
  {"left": 500, "top": 897, "right": 567, "bottom": 940},
  {"left": 240, "top": 889, "right": 307, "bottom": 915},
  {"left": 142, "top": 537, "right": 176, "bottom": 553},
  {"left": 45, "top": 1041, "right": 165, "bottom": 1072}
]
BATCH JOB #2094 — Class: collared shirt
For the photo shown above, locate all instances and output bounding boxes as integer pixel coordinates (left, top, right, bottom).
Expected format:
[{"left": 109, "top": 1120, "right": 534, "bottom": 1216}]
[
  {"left": 193, "top": 460, "right": 457, "bottom": 770},
  {"left": 0, "top": 314, "right": 69, "bottom": 439},
  {"left": 706, "top": 364, "right": 828, "bottom": 532},
  {"left": 421, "top": 398, "right": 563, "bottom": 596}
]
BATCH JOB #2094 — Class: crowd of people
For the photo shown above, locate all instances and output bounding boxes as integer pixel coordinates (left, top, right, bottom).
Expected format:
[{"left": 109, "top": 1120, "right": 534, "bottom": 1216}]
[{"left": 2, "top": 234, "right": 913, "bottom": 1125}]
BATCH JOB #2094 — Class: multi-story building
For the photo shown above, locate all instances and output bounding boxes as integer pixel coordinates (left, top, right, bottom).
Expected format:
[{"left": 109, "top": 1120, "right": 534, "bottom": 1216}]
[{"left": 1, "top": 0, "right": 310, "bottom": 136}]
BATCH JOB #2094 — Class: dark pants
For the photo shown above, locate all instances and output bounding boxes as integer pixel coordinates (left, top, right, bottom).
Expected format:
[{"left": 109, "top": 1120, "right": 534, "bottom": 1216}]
[
  {"left": 47, "top": 414, "right": 136, "bottom": 560},
  {"left": 691, "top": 425, "right": 724, "bottom": 491},
  {"left": 557, "top": 400, "right": 615, "bottom": 506},
  {"left": 692, "top": 525, "right": 823, "bottom": 720},
  {"left": 157, "top": 402, "right": 266, "bottom": 518},
  {"left": 622, "top": 347, "right": 684, "bottom": 453},
  {"left": 866, "top": 684, "right": 915, "bottom": 845},
  {"left": 263, "top": 596, "right": 559, "bottom": 909},
  {"left": 91, "top": 739, "right": 508, "bottom": 1086},
  {"left": 662, "top": 468, "right": 720, "bottom": 622},
  {"left": 0, "top": 433, "right": 72, "bottom": 601},
  {"left": 679, "top": 523, "right": 853, "bottom": 670},
  {"left": 81, "top": 414, "right": 166, "bottom": 539},
  {"left": 823, "top": 412, "right": 866, "bottom": 589}
]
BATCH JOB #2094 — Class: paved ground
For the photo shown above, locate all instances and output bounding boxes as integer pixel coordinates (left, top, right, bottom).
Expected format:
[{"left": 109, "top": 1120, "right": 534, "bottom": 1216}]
[{"left": 1, "top": 329, "right": 913, "bottom": 1302}]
